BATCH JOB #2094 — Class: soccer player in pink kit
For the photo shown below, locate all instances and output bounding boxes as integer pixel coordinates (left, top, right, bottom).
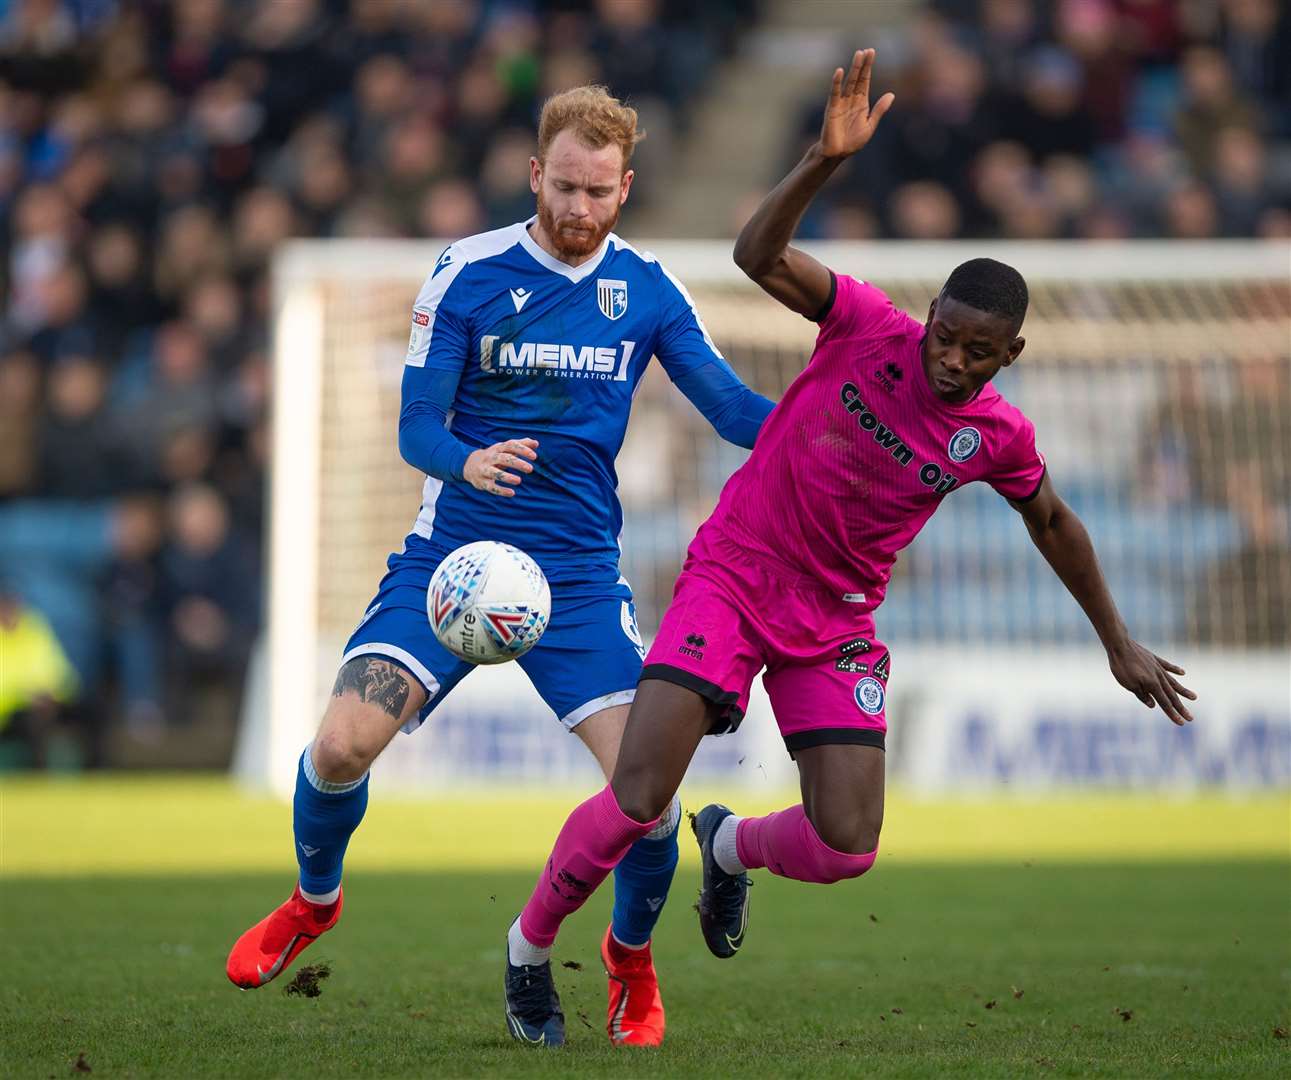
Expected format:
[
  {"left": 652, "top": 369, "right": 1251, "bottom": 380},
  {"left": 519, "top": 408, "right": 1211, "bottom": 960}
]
[{"left": 503, "top": 49, "right": 1197, "bottom": 1032}]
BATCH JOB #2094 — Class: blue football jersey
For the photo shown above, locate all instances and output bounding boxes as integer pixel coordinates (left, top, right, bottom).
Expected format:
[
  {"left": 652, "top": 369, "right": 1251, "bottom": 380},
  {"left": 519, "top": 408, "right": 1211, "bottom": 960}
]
[{"left": 402, "top": 219, "right": 752, "bottom": 585}]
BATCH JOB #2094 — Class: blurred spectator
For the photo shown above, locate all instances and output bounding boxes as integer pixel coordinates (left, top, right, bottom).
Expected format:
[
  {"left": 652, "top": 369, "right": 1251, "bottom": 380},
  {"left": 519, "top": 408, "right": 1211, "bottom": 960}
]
[
  {"left": 1211, "top": 125, "right": 1273, "bottom": 234},
  {"left": 0, "top": 348, "right": 43, "bottom": 497},
  {"left": 38, "top": 354, "right": 135, "bottom": 498},
  {"left": 1001, "top": 46, "right": 1097, "bottom": 163},
  {"left": 1216, "top": 0, "right": 1291, "bottom": 130},
  {"left": 1173, "top": 46, "right": 1262, "bottom": 177},
  {"left": 84, "top": 222, "right": 160, "bottom": 354},
  {"left": 1192, "top": 357, "right": 1291, "bottom": 646},
  {"left": 159, "top": 482, "right": 260, "bottom": 711},
  {"left": 418, "top": 177, "right": 486, "bottom": 239},
  {"left": 1140, "top": 356, "right": 1291, "bottom": 647},
  {"left": 801, "top": 1, "right": 1291, "bottom": 239},
  {"left": 1164, "top": 180, "right": 1220, "bottom": 237},
  {"left": 889, "top": 180, "right": 962, "bottom": 239},
  {"left": 0, "top": 586, "right": 81, "bottom": 769}
]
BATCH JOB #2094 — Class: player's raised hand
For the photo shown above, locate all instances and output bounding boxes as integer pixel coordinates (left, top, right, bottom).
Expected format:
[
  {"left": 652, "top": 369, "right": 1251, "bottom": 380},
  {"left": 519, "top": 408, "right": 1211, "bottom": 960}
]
[
  {"left": 1107, "top": 639, "right": 1197, "bottom": 726},
  {"left": 819, "top": 48, "right": 894, "bottom": 161},
  {"left": 464, "top": 438, "right": 538, "bottom": 498}
]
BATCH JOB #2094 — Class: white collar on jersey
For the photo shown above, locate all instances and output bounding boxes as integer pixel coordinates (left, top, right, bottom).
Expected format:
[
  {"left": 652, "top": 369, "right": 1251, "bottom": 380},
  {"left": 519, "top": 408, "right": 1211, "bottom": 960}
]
[{"left": 517, "top": 216, "right": 612, "bottom": 283}]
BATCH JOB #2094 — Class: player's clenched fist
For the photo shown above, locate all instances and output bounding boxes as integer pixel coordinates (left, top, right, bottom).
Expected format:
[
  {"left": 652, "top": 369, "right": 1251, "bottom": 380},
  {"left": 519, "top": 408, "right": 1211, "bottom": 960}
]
[{"left": 464, "top": 438, "right": 539, "bottom": 497}]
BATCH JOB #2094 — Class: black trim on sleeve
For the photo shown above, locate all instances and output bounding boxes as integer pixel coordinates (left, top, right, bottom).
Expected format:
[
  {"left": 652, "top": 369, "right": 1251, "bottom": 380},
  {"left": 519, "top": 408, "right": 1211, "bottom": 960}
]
[
  {"left": 783, "top": 727, "right": 886, "bottom": 756},
  {"left": 1009, "top": 465, "right": 1048, "bottom": 505},
  {"left": 808, "top": 270, "right": 838, "bottom": 324},
  {"left": 640, "top": 664, "right": 746, "bottom": 735}
]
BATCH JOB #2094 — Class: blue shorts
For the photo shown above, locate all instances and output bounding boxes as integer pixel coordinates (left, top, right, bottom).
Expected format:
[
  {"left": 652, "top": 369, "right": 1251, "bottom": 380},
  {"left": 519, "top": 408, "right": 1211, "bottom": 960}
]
[{"left": 343, "top": 535, "right": 646, "bottom": 733}]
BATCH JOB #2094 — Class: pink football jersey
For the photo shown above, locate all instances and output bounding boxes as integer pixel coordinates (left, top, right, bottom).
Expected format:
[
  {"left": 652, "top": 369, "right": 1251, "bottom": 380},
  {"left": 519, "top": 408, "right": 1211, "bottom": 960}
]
[{"left": 705, "top": 273, "right": 1046, "bottom": 612}]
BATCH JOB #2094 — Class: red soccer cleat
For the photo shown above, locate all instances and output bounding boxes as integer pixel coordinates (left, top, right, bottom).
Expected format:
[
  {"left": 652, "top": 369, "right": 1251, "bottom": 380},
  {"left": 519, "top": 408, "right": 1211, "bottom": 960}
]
[
  {"left": 226, "top": 885, "right": 343, "bottom": 989},
  {"left": 600, "top": 925, "right": 665, "bottom": 1046}
]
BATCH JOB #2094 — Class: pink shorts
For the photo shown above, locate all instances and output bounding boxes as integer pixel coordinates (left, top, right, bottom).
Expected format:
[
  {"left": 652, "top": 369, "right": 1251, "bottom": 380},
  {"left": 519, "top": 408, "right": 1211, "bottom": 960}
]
[{"left": 642, "top": 525, "right": 890, "bottom": 754}]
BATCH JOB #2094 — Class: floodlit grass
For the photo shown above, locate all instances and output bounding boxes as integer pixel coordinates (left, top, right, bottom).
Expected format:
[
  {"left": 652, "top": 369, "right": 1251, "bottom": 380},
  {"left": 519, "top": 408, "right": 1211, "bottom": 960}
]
[{"left": 2, "top": 777, "right": 1288, "bottom": 1077}]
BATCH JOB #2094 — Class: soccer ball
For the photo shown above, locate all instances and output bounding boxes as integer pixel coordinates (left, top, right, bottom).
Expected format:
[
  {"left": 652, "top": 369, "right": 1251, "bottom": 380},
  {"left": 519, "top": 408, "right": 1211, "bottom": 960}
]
[{"left": 427, "top": 541, "right": 550, "bottom": 664}]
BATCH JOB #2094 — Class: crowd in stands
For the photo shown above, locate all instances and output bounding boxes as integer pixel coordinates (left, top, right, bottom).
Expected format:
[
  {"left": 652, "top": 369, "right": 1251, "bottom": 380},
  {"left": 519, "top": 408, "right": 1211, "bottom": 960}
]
[
  {"left": 0, "top": 0, "right": 752, "bottom": 765},
  {"left": 791, "top": 0, "right": 1291, "bottom": 240},
  {"left": 0, "top": 0, "right": 1285, "bottom": 768}
]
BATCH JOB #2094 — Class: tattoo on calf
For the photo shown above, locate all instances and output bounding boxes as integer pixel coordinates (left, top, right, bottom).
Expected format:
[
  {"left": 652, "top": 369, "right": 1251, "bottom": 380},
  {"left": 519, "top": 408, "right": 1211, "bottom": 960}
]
[{"left": 331, "top": 658, "right": 411, "bottom": 719}]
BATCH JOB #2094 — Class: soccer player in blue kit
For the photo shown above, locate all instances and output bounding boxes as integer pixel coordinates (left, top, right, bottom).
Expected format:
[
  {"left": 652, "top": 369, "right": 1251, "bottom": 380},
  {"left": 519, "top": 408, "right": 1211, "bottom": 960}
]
[{"left": 226, "top": 87, "right": 774, "bottom": 1048}]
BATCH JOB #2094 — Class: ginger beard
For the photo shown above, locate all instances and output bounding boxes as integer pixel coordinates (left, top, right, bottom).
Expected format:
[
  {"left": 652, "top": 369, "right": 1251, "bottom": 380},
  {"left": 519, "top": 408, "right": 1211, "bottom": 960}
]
[{"left": 535, "top": 183, "right": 621, "bottom": 259}]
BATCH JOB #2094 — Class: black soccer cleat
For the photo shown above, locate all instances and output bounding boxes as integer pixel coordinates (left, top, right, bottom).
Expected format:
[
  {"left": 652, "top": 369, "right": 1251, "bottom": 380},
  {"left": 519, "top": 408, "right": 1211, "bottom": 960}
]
[
  {"left": 691, "top": 803, "right": 752, "bottom": 959},
  {"left": 504, "top": 932, "right": 566, "bottom": 1047}
]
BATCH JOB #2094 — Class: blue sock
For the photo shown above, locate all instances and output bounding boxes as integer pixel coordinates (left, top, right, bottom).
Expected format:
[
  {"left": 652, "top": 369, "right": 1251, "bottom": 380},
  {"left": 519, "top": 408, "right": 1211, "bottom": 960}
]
[
  {"left": 611, "top": 795, "right": 681, "bottom": 946},
  {"left": 293, "top": 744, "right": 369, "bottom": 896}
]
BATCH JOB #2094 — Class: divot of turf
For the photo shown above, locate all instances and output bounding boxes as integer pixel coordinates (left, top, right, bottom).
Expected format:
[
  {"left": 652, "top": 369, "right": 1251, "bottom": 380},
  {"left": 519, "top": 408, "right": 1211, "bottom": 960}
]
[{"left": 283, "top": 962, "right": 331, "bottom": 998}]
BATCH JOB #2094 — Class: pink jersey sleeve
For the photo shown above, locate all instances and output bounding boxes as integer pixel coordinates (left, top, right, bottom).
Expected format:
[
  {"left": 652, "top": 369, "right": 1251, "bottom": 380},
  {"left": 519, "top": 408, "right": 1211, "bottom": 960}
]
[
  {"left": 815, "top": 273, "right": 916, "bottom": 344},
  {"left": 988, "top": 414, "right": 1047, "bottom": 502}
]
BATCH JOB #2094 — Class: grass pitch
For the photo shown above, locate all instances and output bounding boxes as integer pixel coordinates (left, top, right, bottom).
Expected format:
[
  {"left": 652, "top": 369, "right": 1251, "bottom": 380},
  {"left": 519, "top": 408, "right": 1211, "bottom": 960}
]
[{"left": 2, "top": 778, "right": 1288, "bottom": 1078}]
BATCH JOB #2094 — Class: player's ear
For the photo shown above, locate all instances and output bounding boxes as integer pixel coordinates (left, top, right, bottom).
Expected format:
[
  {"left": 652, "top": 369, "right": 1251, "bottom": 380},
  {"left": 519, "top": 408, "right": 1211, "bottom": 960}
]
[
  {"left": 1003, "top": 336, "right": 1025, "bottom": 365},
  {"left": 926, "top": 298, "right": 937, "bottom": 325},
  {"left": 529, "top": 156, "right": 542, "bottom": 195},
  {"left": 619, "top": 168, "right": 634, "bottom": 205}
]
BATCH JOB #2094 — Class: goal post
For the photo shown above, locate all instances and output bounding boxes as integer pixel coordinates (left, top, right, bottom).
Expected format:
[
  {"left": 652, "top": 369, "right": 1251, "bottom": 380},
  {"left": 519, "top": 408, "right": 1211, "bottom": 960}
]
[{"left": 236, "top": 240, "right": 1291, "bottom": 798}]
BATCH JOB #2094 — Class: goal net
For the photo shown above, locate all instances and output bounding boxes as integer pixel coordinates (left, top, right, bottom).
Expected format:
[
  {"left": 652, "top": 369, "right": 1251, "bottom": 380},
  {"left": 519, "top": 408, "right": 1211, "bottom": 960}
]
[{"left": 240, "top": 241, "right": 1290, "bottom": 796}]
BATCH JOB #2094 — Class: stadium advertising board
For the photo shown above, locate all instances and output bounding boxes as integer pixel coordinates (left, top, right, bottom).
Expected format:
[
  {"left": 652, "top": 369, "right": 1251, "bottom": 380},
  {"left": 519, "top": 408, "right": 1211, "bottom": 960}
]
[{"left": 886, "top": 648, "right": 1289, "bottom": 792}]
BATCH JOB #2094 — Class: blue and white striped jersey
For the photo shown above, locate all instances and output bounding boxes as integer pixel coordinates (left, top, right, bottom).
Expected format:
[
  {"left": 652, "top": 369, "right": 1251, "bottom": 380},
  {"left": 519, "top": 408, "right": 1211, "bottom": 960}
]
[{"left": 400, "top": 218, "right": 772, "bottom": 585}]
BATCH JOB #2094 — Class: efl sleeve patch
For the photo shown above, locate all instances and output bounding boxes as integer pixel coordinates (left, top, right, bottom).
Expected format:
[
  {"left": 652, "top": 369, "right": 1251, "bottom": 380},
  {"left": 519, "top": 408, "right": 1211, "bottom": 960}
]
[{"left": 406, "top": 308, "right": 433, "bottom": 366}]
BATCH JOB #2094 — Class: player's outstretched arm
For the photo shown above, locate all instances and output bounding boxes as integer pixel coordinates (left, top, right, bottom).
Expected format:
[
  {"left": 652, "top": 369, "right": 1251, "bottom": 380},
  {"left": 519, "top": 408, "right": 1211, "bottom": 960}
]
[
  {"left": 1011, "top": 474, "right": 1197, "bottom": 725},
  {"left": 734, "top": 48, "right": 894, "bottom": 317}
]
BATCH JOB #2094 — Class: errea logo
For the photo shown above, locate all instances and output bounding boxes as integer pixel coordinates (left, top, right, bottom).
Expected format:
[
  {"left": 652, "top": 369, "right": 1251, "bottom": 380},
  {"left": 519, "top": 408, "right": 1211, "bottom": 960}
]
[
  {"left": 873, "top": 361, "right": 903, "bottom": 394},
  {"left": 678, "top": 631, "right": 706, "bottom": 660}
]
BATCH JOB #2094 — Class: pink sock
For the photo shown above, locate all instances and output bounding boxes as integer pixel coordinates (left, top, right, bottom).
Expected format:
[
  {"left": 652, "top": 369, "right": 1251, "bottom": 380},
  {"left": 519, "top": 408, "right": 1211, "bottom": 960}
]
[
  {"left": 518, "top": 785, "right": 658, "bottom": 948},
  {"left": 736, "top": 804, "right": 877, "bottom": 884}
]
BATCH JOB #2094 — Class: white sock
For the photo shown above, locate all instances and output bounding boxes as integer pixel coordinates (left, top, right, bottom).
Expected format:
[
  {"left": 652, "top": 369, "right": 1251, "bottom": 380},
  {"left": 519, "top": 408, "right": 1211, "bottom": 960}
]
[
  {"left": 713, "top": 814, "right": 746, "bottom": 875},
  {"left": 300, "top": 884, "right": 340, "bottom": 906},
  {"left": 611, "top": 932, "right": 649, "bottom": 951},
  {"left": 508, "top": 917, "right": 551, "bottom": 967}
]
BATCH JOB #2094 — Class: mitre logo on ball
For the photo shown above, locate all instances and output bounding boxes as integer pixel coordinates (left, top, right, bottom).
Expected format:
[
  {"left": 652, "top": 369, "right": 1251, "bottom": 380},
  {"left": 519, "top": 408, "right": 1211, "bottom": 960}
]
[{"left": 428, "top": 541, "right": 551, "bottom": 664}]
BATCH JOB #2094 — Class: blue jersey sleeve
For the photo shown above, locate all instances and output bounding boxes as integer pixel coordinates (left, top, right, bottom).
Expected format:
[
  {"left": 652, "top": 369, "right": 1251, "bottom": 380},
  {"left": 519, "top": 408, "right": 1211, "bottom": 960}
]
[
  {"left": 652, "top": 262, "right": 775, "bottom": 450},
  {"left": 397, "top": 249, "right": 475, "bottom": 482}
]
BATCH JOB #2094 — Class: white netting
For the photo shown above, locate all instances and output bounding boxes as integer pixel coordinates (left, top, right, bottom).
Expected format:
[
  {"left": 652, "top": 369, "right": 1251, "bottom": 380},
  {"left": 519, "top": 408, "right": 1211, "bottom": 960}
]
[
  {"left": 249, "top": 240, "right": 1289, "bottom": 793},
  {"left": 283, "top": 240, "right": 1290, "bottom": 651}
]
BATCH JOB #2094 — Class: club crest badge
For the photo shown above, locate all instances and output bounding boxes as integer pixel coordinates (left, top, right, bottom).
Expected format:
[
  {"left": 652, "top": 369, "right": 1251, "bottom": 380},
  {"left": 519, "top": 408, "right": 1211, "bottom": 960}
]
[
  {"left": 854, "top": 676, "right": 885, "bottom": 715},
  {"left": 597, "top": 278, "right": 628, "bottom": 321},
  {"left": 948, "top": 426, "right": 982, "bottom": 463}
]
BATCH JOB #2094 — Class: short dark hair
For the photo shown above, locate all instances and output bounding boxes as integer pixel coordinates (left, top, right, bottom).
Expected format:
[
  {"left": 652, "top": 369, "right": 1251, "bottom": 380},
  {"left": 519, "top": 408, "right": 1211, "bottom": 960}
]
[{"left": 941, "top": 258, "right": 1029, "bottom": 330}]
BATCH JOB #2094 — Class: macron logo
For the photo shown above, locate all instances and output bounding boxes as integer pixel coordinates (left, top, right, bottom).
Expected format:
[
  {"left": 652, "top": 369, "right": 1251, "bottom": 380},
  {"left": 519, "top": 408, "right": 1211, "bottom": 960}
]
[
  {"left": 299, "top": 843, "right": 320, "bottom": 857},
  {"left": 509, "top": 288, "right": 532, "bottom": 313}
]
